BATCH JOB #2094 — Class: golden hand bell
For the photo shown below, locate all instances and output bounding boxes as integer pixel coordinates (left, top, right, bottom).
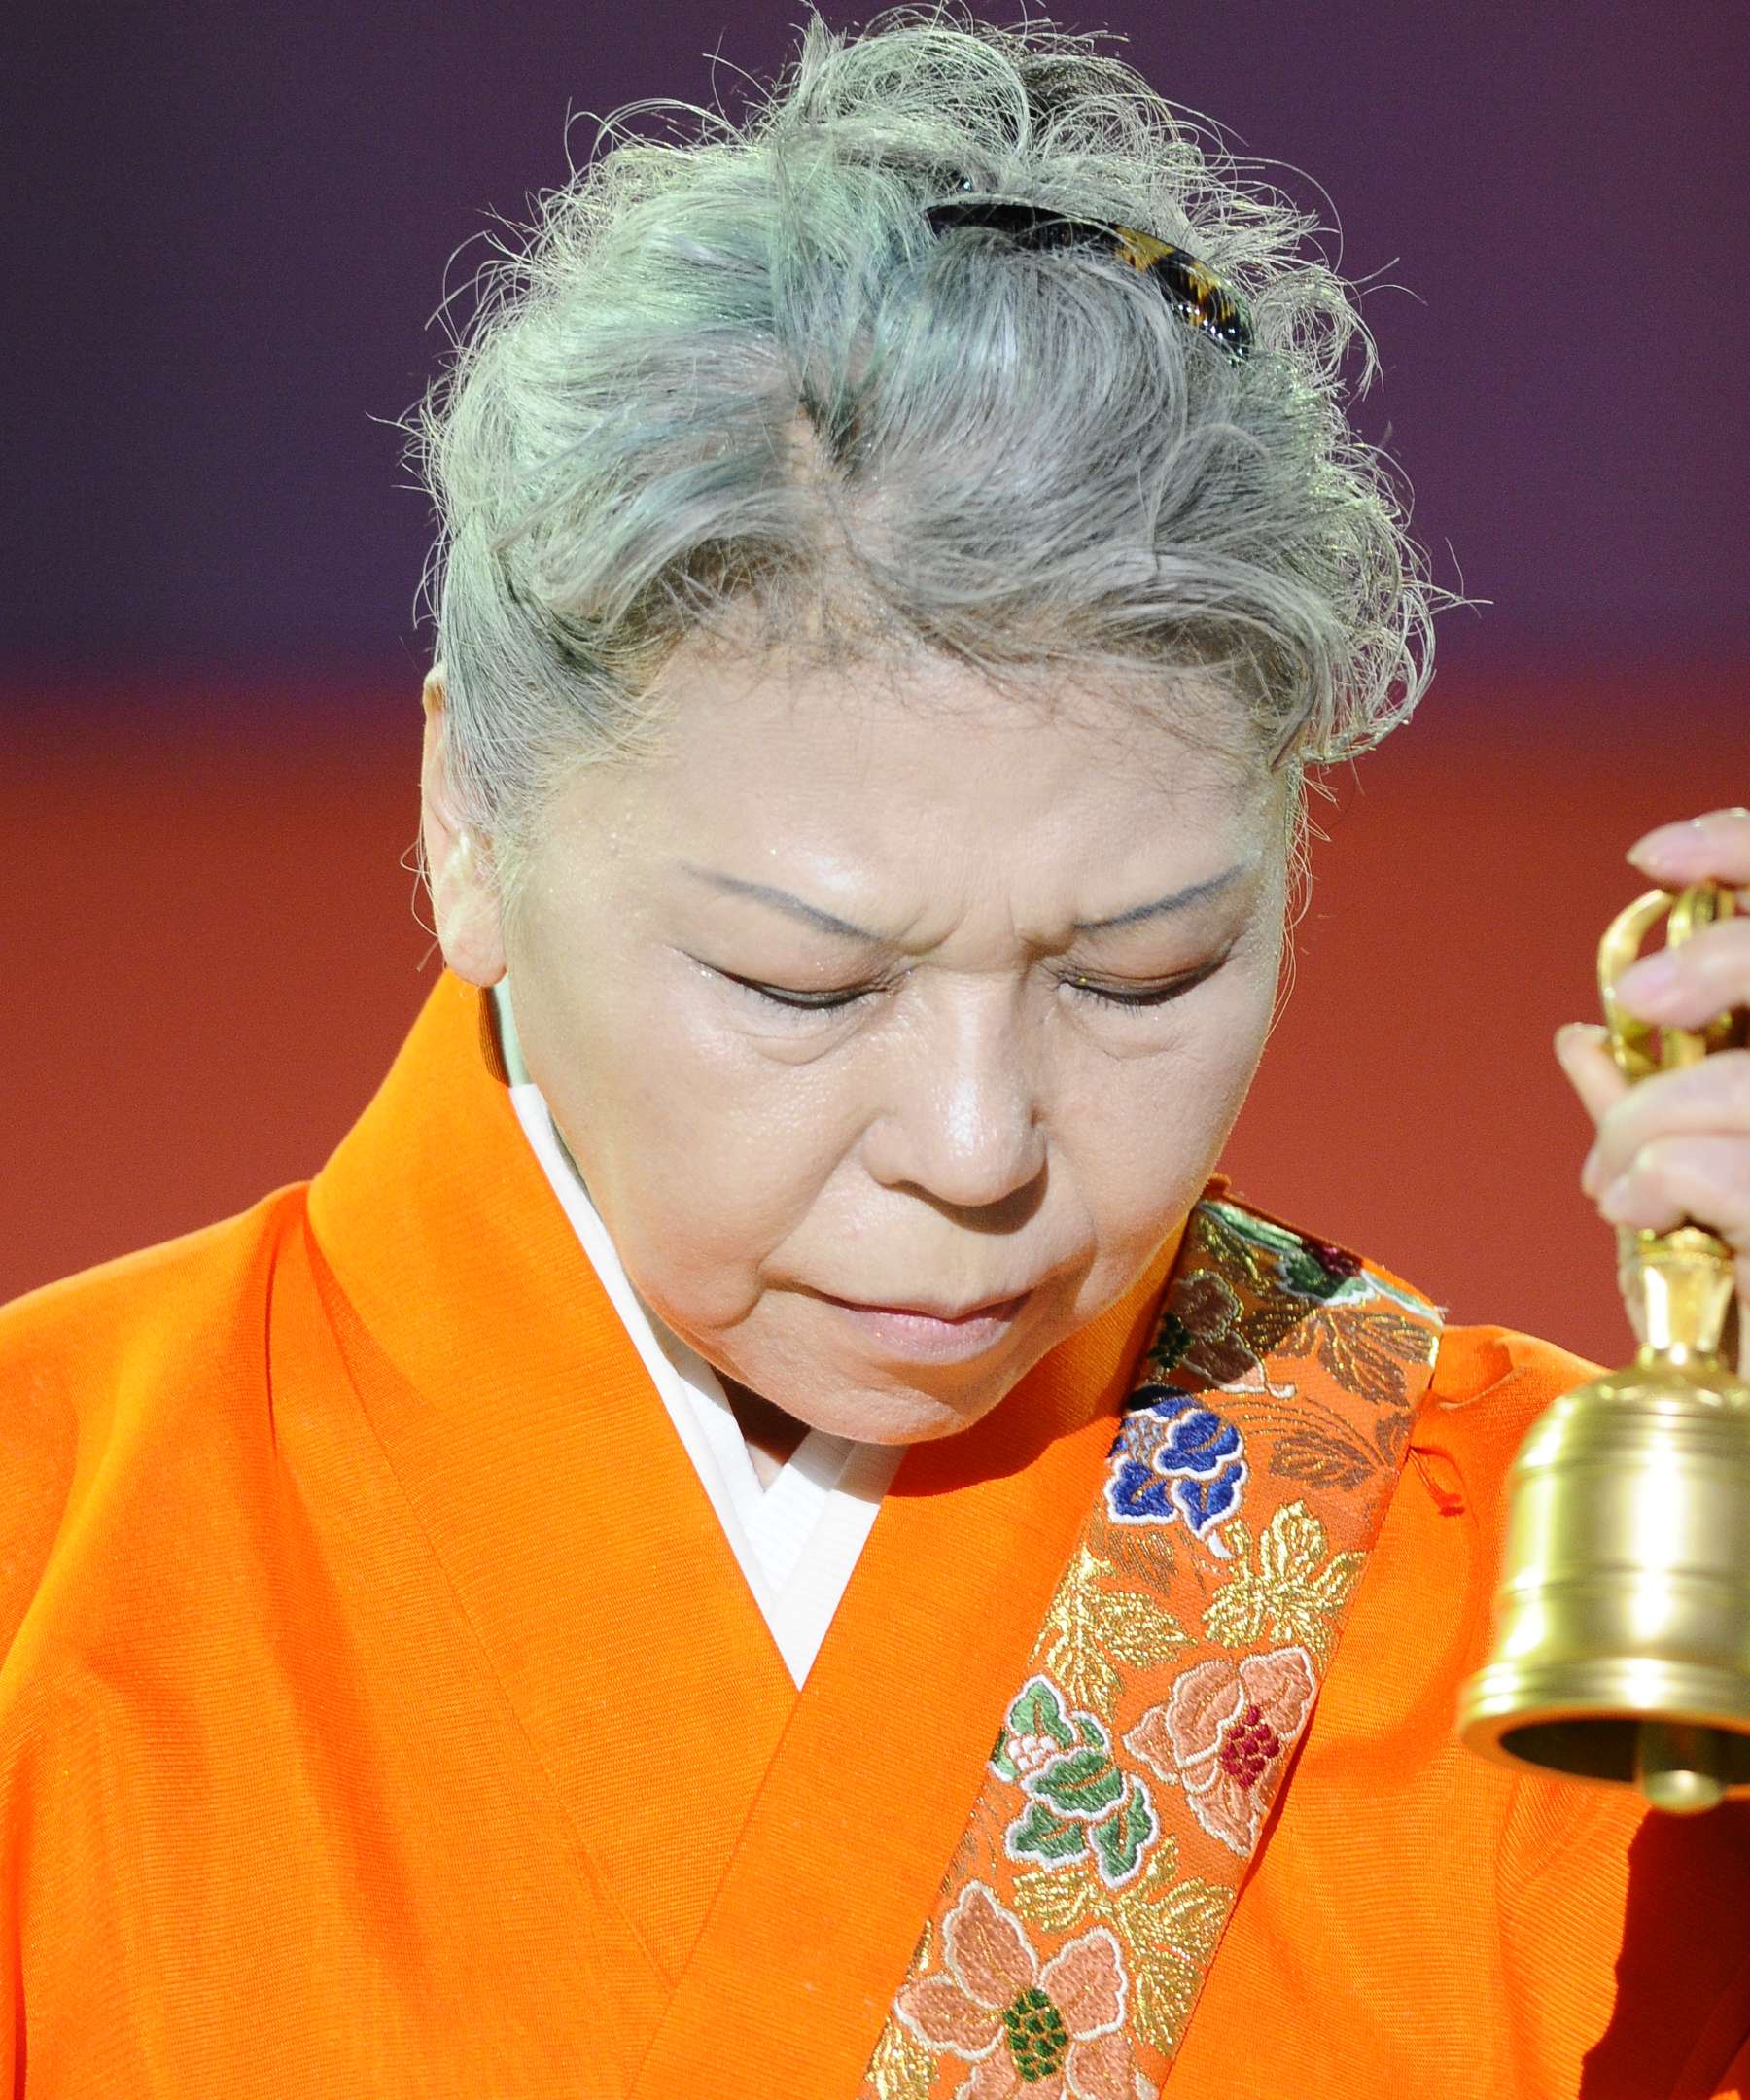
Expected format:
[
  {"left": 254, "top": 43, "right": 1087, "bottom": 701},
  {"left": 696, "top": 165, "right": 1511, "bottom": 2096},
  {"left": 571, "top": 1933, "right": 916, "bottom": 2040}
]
[{"left": 1456, "top": 879, "right": 1750, "bottom": 1813}]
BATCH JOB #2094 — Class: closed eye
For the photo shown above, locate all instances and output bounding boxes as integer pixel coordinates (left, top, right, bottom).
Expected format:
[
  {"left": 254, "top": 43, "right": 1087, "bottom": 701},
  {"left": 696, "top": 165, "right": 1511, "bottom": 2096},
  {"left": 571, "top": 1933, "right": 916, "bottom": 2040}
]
[
  {"left": 711, "top": 960, "right": 1223, "bottom": 1013},
  {"left": 1059, "top": 962, "right": 1218, "bottom": 1007}
]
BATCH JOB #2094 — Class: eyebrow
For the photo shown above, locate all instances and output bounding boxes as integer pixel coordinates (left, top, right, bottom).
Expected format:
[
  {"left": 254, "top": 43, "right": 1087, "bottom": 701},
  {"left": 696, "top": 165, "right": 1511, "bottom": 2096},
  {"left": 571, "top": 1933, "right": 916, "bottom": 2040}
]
[{"left": 679, "top": 860, "right": 1250, "bottom": 942}]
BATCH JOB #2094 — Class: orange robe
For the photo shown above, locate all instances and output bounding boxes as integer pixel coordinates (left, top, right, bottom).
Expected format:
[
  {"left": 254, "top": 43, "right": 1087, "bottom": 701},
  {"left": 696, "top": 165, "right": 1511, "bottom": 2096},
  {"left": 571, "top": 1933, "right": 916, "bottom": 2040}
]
[{"left": 3, "top": 971, "right": 1746, "bottom": 2098}]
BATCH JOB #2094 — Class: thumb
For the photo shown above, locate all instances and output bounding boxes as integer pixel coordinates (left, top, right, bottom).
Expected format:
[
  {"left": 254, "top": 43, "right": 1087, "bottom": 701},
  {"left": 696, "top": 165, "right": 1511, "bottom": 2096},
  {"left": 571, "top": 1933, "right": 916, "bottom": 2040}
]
[{"left": 1554, "top": 1022, "right": 1632, "bottom": 1131}]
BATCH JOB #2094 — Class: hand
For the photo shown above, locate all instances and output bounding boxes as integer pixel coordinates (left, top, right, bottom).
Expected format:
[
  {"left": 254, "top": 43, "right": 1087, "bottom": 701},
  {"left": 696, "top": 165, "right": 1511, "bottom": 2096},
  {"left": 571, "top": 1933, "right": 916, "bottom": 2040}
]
[{"left": 1554, "top": 806, "right": 1750, "bottom": 1380}]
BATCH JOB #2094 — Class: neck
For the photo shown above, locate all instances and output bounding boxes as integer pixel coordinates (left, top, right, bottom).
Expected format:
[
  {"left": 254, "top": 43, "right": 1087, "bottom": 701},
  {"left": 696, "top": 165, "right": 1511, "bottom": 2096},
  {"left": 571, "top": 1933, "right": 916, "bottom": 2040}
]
[{"left": 722, "top": 1377, "right": 811, "bottom": 1483}]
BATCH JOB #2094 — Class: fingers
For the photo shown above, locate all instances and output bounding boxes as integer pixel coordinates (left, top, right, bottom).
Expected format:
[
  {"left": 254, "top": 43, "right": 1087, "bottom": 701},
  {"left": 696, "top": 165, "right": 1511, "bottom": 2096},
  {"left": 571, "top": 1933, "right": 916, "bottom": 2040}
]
[
  {"left": 1626, "top": 805, "right": 1750, "bottom": 891},
  {"left": 1571, "top": 1047, "right": 1750, "bottom": 1200},
  {"left": 1615, "top": 805, "right": 1750, "bottom": 1025},
  {"left": 1584, "top": 1132, "right": 1750, "bottom": 1280},
  {"left": 1554, "top": 812, "right": 1750, "bottom": 1379},
  {"left": 1554, "top": 1022, "right": 1628, "bottom": 1132},
  {"left": 1611, "top": 916, "right": 1750, "bottom": 1032}
]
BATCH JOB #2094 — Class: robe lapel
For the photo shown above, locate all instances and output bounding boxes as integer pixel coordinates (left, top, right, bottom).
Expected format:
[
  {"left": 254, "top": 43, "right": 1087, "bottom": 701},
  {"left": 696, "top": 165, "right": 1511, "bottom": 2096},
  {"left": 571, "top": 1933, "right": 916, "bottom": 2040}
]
[
  {"left": 625, "top": 1204, "right": 1204, "bottom": 2099},
  {"left": 853, "top": 1194, "right": 1446, "bottom": 2099},
  {"left": 304, "top": 974, "right": 1327, "bottom": 2091},
  {"left": 304, "top": 973, "right": 800, "bottom": 2012}
]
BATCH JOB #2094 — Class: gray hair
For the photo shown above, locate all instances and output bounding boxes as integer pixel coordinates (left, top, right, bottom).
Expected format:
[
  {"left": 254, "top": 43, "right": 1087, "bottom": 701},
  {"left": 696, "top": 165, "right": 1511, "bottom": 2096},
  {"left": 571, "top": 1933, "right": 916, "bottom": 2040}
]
[{"left": 404, "top": 3, "right": 1451, "bottom": 912}]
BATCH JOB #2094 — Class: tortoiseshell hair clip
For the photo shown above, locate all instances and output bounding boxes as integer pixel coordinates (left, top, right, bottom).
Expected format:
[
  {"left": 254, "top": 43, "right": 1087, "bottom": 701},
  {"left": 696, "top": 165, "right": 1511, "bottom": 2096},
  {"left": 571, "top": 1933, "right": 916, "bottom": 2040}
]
[{"left": 924, "top": 194, "right": 1254, "bottom": 365}]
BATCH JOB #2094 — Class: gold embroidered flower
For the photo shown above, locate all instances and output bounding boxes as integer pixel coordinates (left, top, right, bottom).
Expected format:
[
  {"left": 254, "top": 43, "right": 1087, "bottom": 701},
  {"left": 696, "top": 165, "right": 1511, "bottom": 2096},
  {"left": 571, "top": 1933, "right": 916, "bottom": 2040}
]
[
  {"left": 893, "top": 1880, "right": 1136, "bottom": 2100},
  {"left": 1123, "top": 1645, "right": 1317, "bottom": 1857}
]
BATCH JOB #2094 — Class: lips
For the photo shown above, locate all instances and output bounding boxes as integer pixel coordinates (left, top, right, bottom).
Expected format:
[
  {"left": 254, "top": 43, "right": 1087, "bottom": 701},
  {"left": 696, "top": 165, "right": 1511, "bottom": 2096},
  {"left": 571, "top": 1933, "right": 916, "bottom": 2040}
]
[{"left": 821, "top": 1290, "right": 1030, "bottom": 1323}]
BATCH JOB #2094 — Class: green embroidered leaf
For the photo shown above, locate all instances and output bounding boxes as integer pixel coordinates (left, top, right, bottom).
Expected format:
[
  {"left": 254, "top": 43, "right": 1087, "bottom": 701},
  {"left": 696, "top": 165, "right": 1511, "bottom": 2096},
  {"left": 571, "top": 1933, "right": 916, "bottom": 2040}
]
[
  {"left": 1007, "top": 1674, "right": 1075, "bottom": 1750},
  {"left": 1006, "top": 1797, "right": 1090, "bottom": 1868},
  {"left": 1209, "top": 1207, "right": 1363, "bottom": 1308},
  {"left": 1289, "top": 1254, "right": 1352, "bottom": 1301},
  {"left": 1032, "top": 1745, "right": 1124, "bottom": 1821},
  {"left": 1208, "top": 1207, "right": 1304, "bottom": 1258},
  {"left": 1090, "top": 1777, "right": 1157, "bottom": 1889}
]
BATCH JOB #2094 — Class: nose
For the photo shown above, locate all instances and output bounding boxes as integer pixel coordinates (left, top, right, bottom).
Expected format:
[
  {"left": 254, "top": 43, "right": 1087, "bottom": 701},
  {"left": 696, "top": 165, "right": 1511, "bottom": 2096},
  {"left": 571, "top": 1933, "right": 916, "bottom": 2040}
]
[{"left": 860, "top": 981, "right": 1048, "bottom": 1215}]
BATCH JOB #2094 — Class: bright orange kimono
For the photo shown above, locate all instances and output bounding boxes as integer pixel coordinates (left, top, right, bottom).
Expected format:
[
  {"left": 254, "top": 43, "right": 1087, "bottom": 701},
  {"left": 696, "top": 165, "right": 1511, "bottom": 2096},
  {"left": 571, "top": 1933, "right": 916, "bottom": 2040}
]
[{"left": 3, "top": 970, "right": 1748, "bottom": 2098}]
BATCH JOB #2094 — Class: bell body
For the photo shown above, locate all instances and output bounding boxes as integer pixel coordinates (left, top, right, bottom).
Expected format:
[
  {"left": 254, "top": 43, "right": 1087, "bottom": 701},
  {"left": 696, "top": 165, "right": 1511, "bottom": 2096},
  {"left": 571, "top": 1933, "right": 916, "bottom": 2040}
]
[
  {"left": 1458, "top": 883, "right": 1750, "bottom": 1813},
  {"left": 1457, "top": 1351, "right": 1750, "bottom": 1812}
]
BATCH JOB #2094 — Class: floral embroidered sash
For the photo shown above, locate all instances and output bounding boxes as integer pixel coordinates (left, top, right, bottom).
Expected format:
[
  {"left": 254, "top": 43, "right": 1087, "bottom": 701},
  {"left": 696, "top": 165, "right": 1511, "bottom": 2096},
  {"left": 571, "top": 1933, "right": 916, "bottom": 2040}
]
[{"left": 858, "top": 1192, "right": 1446, "bottom": 2100}]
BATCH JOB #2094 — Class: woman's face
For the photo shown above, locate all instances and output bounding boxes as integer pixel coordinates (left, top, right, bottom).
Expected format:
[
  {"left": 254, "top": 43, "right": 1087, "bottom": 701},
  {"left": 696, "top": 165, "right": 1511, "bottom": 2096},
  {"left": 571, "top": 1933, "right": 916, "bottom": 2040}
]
[{"left": 425, "top": 641, "right": 1292, "bottom": 1443}]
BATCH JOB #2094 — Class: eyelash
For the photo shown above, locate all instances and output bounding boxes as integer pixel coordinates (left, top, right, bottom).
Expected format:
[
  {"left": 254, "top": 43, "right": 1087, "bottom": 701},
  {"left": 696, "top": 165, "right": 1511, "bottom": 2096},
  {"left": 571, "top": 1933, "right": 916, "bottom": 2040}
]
[{"left": 718, "top": 964, "right": 1217, "bottom": 1014}]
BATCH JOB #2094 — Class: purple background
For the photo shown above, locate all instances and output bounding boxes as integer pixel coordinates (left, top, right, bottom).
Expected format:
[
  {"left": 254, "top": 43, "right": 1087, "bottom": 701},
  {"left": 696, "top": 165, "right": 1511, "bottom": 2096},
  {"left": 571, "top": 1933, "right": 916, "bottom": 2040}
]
[{"left": 7, "top": 1, "right": 1748, "bottom": 687}]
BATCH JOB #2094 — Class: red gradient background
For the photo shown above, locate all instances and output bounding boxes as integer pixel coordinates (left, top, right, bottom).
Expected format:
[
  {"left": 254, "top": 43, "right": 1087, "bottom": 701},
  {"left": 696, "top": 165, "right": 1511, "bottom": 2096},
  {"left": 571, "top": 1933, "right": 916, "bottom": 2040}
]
[
  {"left": 10, "top": 662, "right": 1742, "bottom": 1365},
  {"left": 7, "top": 3, "right": 1748, "bottom": 1367}
]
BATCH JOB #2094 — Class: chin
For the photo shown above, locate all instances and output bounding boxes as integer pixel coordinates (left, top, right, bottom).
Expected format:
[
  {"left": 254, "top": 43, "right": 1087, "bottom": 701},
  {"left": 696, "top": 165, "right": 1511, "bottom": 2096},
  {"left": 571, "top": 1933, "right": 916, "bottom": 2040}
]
[{"left": 801, "top": 1386, "right": 994, "bottom": 1445}]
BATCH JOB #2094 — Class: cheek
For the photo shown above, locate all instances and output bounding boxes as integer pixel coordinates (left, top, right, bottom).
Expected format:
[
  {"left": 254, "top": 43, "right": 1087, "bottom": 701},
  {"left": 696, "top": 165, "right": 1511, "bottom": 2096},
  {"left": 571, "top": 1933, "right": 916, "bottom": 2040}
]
[
  {"left": 1187, "top": 972, "right": 1278, "bottom": 1130},
  {"left": 1068, "top": 973, "right": 1277, "bottom": 1248},
  {"left": 539, "top": 984, "right": 864, "bottom": 1321}
]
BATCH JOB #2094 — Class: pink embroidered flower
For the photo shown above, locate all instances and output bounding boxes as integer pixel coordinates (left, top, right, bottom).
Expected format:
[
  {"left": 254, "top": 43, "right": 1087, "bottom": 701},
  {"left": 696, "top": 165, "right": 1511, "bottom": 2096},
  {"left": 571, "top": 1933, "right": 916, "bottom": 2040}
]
[
  {"left": 1123, "top": 1645, "right": 1316, "bottom": 1857},
  {"left": 893, "top": 1880, "right": 1135, "bottom": 2100}
]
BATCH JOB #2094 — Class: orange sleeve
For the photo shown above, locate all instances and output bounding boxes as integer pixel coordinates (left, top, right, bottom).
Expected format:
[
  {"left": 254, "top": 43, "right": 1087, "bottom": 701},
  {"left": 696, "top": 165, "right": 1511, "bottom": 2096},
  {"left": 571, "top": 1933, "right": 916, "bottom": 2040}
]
[
  {"left": 1710, "top": 2029, "right": 1750, "bottom": 2098},
  {"left": 1, "top": 1273, "right": 112, "bottom": 2092},
  {"left": 0, "top": 1330, "right": 80, "bottom": 1671},
  {"left": 0, "top": 1195, "right": 299, "bottom": 2095}
]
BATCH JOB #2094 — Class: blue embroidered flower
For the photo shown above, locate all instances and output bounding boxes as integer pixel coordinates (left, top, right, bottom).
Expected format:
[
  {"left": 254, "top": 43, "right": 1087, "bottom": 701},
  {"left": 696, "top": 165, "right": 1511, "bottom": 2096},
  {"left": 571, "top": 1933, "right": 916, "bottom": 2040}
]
[{"left": 1105, "top": 1384, "right": 1248, "bottom": 1548}]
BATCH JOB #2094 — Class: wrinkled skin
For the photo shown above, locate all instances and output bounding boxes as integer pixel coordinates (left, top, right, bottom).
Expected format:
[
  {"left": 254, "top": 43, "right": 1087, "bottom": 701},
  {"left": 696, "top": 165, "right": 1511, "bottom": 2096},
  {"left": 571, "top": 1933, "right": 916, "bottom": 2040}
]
[{"left": 420, "top": 639, "right": 1294, "bottom": 1448}]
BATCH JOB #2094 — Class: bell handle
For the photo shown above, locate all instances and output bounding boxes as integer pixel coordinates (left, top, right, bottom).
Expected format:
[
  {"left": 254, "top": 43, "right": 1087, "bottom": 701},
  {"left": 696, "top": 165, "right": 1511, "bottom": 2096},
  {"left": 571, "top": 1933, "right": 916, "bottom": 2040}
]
[{"left": 1598, "top": 880, "right": 1744, "bottom": 1085}]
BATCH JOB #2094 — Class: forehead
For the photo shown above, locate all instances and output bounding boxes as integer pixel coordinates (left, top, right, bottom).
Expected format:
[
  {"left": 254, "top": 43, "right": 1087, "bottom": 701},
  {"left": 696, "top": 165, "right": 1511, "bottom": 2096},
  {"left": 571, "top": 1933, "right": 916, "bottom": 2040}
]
[{"left": 624, "top": 637, "right": 1278, "bottom": 849}]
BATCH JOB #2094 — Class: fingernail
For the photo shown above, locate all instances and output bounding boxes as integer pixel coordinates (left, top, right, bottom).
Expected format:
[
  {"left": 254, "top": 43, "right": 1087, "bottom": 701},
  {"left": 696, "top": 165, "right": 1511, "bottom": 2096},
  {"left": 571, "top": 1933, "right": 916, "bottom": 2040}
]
[
  {"left": 1628, "top": 818, "right": 1704, "bottom": 864},
  {"left": 1580, "top": 1145, "right": 1605, "bottom": 1197}
]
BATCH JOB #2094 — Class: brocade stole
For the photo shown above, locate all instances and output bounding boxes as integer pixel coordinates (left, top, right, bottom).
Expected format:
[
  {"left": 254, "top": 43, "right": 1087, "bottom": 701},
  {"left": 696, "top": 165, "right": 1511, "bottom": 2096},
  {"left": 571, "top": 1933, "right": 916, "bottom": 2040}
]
[{"left": 857, "top": 1191, "right": 1445, "bottom": 2100}]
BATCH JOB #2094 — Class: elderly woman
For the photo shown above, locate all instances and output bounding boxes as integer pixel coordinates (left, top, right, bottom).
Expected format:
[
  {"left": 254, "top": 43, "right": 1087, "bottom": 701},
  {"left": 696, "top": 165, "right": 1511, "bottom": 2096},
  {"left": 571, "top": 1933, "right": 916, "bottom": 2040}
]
[{"left": 4, "top": 10, "right": 1748, "bottom": 2098}]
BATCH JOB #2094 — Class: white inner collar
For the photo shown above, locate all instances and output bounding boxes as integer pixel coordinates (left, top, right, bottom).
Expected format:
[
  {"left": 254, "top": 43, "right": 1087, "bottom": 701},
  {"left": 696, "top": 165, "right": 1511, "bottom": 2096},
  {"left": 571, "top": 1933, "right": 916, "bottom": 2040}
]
[{"left": 492, "top": 977, "right": 903, "bottom": 1685}]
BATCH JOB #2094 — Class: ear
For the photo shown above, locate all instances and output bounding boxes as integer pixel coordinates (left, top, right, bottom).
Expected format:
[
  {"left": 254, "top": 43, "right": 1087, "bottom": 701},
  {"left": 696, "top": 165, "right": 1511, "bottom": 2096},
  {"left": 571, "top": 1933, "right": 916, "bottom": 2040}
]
[{"left": 419, "top": 663, "right": 507, "bottom": 987}]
